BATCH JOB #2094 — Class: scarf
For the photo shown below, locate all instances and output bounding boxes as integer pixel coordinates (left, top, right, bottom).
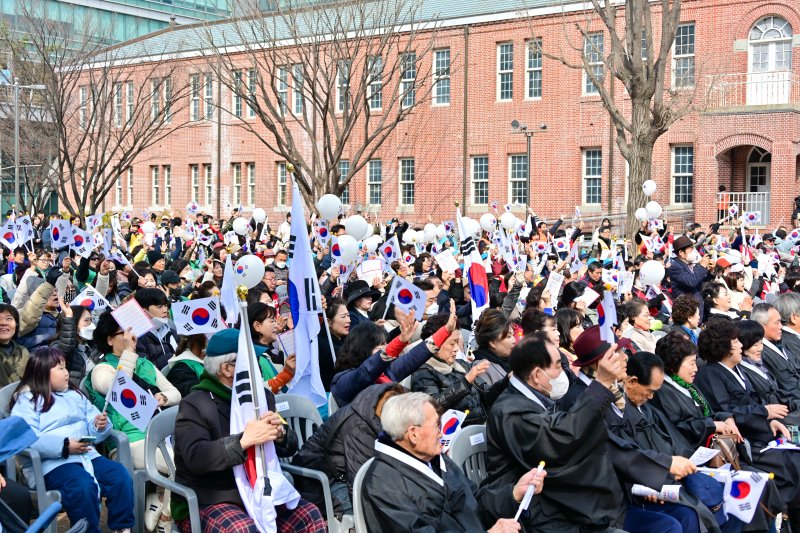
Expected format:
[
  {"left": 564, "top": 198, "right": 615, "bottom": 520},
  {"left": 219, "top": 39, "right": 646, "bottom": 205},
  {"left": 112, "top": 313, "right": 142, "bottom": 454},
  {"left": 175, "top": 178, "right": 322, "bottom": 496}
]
[
  {"left": 192, "top": 371, "right": 231, "bottom": 400},
  {"left": 583, "top": 366, "right": 626, "bottom": 412},
  {"left": 743, "top": 356, "right": 774, "bottom": 382},
  {"left": 670, "top": 374, "right": 711, "bottom": 416}
]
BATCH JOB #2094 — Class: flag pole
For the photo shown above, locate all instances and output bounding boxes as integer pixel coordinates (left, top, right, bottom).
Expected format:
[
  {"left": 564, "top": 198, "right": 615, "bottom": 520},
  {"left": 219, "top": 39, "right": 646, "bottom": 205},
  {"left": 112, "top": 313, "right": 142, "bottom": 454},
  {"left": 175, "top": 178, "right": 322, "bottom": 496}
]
[{"left": 237, "top": 285, "right": 272, "bottom": 497}]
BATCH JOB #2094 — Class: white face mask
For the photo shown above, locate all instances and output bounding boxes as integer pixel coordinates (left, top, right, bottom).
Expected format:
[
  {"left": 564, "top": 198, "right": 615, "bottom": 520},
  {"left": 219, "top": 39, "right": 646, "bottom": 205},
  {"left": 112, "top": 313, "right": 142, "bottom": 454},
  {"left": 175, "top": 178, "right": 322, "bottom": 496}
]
[
  {"left": 274, "top": 261, "right": 286, "bottom": 269},
  {"left": 686, "top": 249, "right": 699, "bottom": 263},
  {"left": 151, "top": 316, "right": 169, "bottom": 328},
  {"left": 79, "top": 323, "right": 96, "bottom": 341},
  {"left": 425, "top": 303, "right": 439, "bottom": 316},
  {"left": 544, "top": 369, "right": 570, "bottom": 400}
]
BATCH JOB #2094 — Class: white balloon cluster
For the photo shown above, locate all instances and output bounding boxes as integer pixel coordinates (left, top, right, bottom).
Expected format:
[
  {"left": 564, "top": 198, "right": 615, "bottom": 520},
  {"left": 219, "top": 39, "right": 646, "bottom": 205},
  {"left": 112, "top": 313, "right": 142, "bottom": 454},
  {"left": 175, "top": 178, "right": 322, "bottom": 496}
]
[{"left": 635, "top": 180, "right": 662, "bottom": 221}]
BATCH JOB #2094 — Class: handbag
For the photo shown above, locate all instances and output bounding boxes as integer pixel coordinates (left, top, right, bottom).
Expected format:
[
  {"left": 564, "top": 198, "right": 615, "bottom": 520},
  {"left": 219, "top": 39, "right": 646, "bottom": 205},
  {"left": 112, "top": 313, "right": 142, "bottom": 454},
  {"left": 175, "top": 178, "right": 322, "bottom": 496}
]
[{"left": 706, "top": 434, "right": 741, "bottom": 470}]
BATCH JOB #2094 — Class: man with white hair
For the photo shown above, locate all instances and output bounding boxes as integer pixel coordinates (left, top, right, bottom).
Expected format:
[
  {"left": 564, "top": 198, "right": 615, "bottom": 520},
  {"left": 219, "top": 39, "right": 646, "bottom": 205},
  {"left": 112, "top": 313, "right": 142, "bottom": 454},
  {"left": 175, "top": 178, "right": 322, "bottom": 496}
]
[
  {"left": 776, "top": 292, "right": 800, "bottom": 362},
  {"left": 361, "top": 392, "right": 547, "bottom": 532},
  {"left": 754, "top": 301, "right": 800, "bottom": 404},
  {"left": 172, "top": 328, "right": 326, "bottom": 532}
]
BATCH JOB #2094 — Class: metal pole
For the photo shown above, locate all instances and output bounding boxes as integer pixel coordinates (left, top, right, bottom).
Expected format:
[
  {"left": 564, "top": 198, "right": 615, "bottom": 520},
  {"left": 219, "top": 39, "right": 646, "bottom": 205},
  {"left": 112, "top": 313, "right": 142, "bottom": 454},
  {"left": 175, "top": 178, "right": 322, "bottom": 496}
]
[
  {"left": 13, "top": 78, "right": 19, "bottom": 213},
  {"left": 526, "top": 131, "right": 532, "bottom": 208}
]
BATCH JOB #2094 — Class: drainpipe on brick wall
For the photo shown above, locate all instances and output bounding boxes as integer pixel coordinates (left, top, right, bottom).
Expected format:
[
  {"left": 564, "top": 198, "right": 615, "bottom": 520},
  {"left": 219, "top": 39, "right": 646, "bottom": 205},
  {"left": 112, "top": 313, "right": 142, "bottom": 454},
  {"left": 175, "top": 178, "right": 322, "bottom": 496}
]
[
  {"left": 461, "top": 25, "right": 470, "bottom": 209},
  {"left": 216, "top": 73, "right": 222, "bottom": 220}
]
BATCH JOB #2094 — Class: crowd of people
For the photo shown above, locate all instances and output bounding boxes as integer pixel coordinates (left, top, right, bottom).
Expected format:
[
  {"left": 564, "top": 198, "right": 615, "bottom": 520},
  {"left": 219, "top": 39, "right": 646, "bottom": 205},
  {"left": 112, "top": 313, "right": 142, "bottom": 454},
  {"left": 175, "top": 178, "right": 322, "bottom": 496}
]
[{"left": 1, "top": 200, "right": 800, "bottom": 533}]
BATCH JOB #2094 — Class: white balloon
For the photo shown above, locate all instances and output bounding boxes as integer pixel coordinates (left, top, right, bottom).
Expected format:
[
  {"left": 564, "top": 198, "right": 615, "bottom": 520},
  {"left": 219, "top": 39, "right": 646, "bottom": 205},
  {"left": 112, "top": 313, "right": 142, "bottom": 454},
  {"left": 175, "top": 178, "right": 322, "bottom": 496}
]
[
  {"left": 234, "top": 255, "right": 265, "bottom": 289},
  {"left": 232, "top": 217, "right": 249, "bottom": 236},
  {"left": 141, "top": 221, "right": 156, "bottom": 233},
  {"left": 403, "top": 229, "right": 417, "bottom": 245},
  {"left": 635, "top": 208, "right": 649, "bottom": 221},
  {"left": 645, "top": 201, "right": 662, "bottom": 220},
  {"left": 642, "top": 180, "right": 657, "bottom": 197},
  {"left": 463, "top": 218, "right": 481, "bottom": 239},
  {"left": 364, "top": 236, "right": 381, "bottom": 253},
  {"left": 316, "top": 194, "right": 342, "bottom": 220},
  {"left": 500, "top": 212, "right": 517, "bottom": 231},
  {"left": 336, "top": 235, "right": 359, "bottom": 264},
  {"left": 435, "top": 224, "right": 446, "bottom": 240},
  {"left": 480, "top": 213, "right": 497, "bottom": 233},
  {"left": 345, "top": 215, "right": 369, "bottom": 240},
  {"left": 639, "top": 260, "right": 665, "bottom": 287},
  {"left": 423, "top": 223, "right": 437, "bottom": 243},
  {"left": 252, "top": 208, "right": 267, "bottom": 224}
]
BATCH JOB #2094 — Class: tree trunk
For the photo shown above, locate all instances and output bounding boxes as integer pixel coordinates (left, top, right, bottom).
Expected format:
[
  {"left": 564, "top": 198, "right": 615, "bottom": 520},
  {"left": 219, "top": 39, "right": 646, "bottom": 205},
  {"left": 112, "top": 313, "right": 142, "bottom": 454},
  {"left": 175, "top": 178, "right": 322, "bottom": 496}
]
[{"left": 623, "top": 98, "right": 656, "bottom": 244}]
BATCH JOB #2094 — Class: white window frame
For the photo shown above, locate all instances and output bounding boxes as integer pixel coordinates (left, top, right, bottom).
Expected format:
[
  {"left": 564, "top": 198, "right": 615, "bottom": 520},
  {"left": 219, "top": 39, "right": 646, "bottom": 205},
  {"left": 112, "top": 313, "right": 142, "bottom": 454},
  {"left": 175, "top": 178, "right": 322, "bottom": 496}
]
[
  {"left": 163, "top": 77, "right": 172, "bottom": 123},
  {"left": 248, "top": 68, "right": 257, "bottom": 118},
  {"left": 582, "top": 148, "right": 603, "bottom": 205},
  {"left": 671, "top": 145, "right": 694, "bottom": 206},
  {"left": 115, "top": 174, "right": 122, "bottom": 207},
  {"left": 150, "top": 79, "right": 160, "bottom": 121},
  {"left": 336, "top": 61, "right": 350, "bottom": 113},
  {"left": 292, "top": 64, "right": 304, "bottom": 116},
  {"left": 151, "top": 166, "right": 160, "bottom": 206},
  {"left": 471, "top": 156, "right": 489, "bottom": 206},
  {"left": 204, "top": 73, "right": 213, "bottom": 119},
  {"left": 277, "top": 162, "right": 287, "bottom": 206},
  {"left": 368, "top": 159, "right": 382, "bottom": 205},
  {"left": 339, "top": 160, "right": 350, "bottom": 205},
  {"left": 400, "top": 52, "right": 416, "bottom": 109},
  {"left": 526, "top": 39, "right": 542, "bottom": 100},
  {"left": 204, "top": 164, "right": 213, "bottom": 206},
  {"left": 367, "top": 55, "right": 383, "bottom": 110},
  {"left": 497, "top": 43, "right": 514, "bottom": 101},
  {"left": 79, "top": 86, "right": 87, "bottom": 128},
  {"left": 276, "top": 66, "right": 288, "bottom": 116},
  {"left": 164, "top": 165, "right": 171, "bottom": 205},
  {"left": 583, "top": 33, "right": 604, "bottom": 95},
  {"left": 508, "top": 154, "right": 528, "bottom": 205},
  {"left": 125, "top": 81, "right": 134, "bottom": 125},
  {"left": 127, "top": 168, "right": 134, "bottom": 206},
  {"left": 399, "top": 158, "right": 415, "bottom": 206},
  {"left": 114, "top": 82, "right": 122, "bottom": 128},
  {"left": 433, "top": 48, "right": 450, "bottom": 106},
  {"left": 190, "top": 74, "right": 200, "bottom": 121},
  {"left": 232, "top": 70, "right": 243, "bottom": 118},
  {"left": 191, "top": 164, "right": 199, "bottom": 202},
  {"left": 672, "top": 23, "right": 696, "bottom": 89},
  {"left": 232, "top": 163, "right": 242, "bottom": 206},
  {"left": 247, "top": 163, "right": 256, "bottom": 206}
]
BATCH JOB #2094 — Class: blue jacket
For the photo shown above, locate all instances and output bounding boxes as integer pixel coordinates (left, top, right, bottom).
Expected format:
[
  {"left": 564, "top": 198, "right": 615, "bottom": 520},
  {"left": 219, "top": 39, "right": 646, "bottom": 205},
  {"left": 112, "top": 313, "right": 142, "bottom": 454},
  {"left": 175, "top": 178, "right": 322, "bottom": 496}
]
[
  {"left": 668, "top": 259, "right": 708, "bottom": 317},
  {"left": 331, "top": 339, "right": 434, "bottom": 407},
  {"left": 18, "top": 312, "right": 58, "bottom": 350},
  {"left": 10, "top": 388, "right": 112, "bottom": 487}
]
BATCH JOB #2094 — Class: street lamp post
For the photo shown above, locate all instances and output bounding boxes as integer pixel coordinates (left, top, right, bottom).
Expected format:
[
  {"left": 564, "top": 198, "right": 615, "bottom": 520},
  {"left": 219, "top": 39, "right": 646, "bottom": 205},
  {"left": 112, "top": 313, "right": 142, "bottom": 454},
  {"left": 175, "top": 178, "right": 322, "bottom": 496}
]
[
  {"left": 510, "top": 120, "right": 547, "bottom": 209},
  {"left": 12, "top": 78, "right": 46, "bottom": 213}
]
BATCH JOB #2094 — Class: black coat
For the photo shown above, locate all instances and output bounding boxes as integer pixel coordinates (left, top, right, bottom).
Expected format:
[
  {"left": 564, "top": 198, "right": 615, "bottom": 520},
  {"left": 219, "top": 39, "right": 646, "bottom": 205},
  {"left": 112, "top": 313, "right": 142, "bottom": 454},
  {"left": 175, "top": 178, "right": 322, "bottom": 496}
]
[
  {"left": 173, "top": 386, "right": 297, "bottom": 509},
  {"left": 136, "top": 328, "right": 178, "bottom": 371},
  {"left": 291, "top": 383, "right": 393, "bottom": 514},
  {"left": 738, "top": 361, "right": 800, "bottom": 424},
  {"left": 317, "top": 330, "right": 342, "bottom": 392},
  {"left": 484, "top": 378, "right": 626, "bottom": 530},
  {"left": 362, "top": 435, "right": 517, "bottom": 532},
  {"left": 760, "top": 341, "right": 800, "bottom": 411},
  {"left": 410, "top": 359, "right": 492, "bottom": 426}
]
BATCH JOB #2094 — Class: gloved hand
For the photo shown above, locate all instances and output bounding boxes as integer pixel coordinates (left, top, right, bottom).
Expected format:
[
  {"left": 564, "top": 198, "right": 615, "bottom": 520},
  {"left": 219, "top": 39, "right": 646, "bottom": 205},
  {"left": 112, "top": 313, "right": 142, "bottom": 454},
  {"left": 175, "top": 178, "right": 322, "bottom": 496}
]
[{"left": 46, "top": 266, "right": 64, "bottom": 286}]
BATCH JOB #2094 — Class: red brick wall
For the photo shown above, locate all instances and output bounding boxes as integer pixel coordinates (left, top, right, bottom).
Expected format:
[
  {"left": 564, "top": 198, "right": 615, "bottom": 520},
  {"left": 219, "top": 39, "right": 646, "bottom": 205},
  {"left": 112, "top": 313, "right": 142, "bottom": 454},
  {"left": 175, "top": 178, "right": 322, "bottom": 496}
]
[{"left": 86, "top": 0, "right": 800, "bottom": 228}]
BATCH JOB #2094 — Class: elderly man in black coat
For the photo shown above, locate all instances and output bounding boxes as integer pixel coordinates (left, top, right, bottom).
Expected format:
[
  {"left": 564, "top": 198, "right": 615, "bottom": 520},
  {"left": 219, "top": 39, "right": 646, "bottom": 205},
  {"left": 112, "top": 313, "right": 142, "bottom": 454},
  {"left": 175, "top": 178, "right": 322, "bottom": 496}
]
[
  {"left": 361, "top": 391, "right": 547, "bottom": 533},
  {"left": 668, "top": 235, "right": 710, "bottom": 318}
]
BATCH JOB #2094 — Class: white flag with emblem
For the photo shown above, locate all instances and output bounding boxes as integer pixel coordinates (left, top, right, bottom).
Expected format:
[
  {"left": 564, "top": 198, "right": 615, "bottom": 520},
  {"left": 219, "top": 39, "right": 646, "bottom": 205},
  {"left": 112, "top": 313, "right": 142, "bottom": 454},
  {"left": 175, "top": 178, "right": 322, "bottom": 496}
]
[
  {"left": 105, "top": 369, "right": 158, "bottom": 432},
  {"left": 385, "top": 276, "right": 426, "bottom": 320},
  {"left": 172, "top": 296, "right": 222, "bottom": 335}
]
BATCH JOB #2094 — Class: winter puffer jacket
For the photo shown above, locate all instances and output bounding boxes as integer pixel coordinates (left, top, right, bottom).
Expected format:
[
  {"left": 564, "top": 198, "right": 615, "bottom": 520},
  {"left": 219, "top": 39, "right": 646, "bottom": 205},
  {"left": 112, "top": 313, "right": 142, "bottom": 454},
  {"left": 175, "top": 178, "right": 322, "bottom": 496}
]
[
  {"left": 410, "top": 357, "right": 490, "bottom": 426},
  {"left": 291, "top": 383, "right": 393, "bottom": 516},
  {"left": 54, "top": 314, "right": 100, "bottom": 388}
]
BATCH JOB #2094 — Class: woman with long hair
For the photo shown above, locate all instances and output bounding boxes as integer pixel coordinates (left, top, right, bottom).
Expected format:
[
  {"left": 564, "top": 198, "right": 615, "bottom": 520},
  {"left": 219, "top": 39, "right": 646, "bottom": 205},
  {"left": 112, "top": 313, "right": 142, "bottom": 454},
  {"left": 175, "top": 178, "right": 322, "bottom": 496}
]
[
  {"left": 556, "top": 308, "right": 583, "bottom": 376},
  {"left": 10, "top": 347, "right": 134, "bottom": 533}
]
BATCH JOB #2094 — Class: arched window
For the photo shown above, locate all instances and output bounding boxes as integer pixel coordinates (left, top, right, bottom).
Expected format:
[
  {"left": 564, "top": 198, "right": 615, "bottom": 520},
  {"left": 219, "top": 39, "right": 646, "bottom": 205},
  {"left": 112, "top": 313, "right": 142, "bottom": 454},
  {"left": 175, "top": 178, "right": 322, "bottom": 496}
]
[{"left": 749, "top": 16, "right": 793, "bottom": 73}]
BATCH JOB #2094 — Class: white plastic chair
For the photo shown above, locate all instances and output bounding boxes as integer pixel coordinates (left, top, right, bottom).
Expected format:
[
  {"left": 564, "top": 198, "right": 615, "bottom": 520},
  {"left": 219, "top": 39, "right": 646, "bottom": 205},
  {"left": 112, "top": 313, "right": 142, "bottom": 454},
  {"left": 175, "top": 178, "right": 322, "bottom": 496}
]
[
  {"left": 273, "top": 394, "right": 323, "bottom": 459},
  {"left": 352, "top": 457, "right": 374, "bottom": 533},
  {"left": 447, "top": 425, "right": 488, "bottom": 485}
]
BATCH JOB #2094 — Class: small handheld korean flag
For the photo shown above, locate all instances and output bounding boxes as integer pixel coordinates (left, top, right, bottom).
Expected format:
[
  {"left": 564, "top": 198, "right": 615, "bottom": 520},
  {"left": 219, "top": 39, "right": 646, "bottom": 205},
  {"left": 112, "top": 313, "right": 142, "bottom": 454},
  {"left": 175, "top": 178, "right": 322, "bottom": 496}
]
[
  {"left": 173, "top": 296, "right": 222, "bottom": 335},
  {"left": 86, "top": 215, "right": 103, "bottom": 232},
  {"left": 440, "top": 409, "right": 467, "bottom": 448},
  {"left": 313, "top": 219, "right": 330, "bottom": 247},
  {"left": 723, "top": 470, "right": 768, "bottom": 523},
  {"left": 105, "top": 369, "right": 158, "bottom": 432},
  {"left": 743, "top": 211, "right": 762, "bottom": 225},
  {"left": 0, "top": 220, "right": 18, "bottom": 251},
  {"left": 72, "top": 287, "right": 109, "bottom": 311},
  {"left": 15, "top": 216, "right": 33, "bottom": 244},
  {"left": 50, "top": 219, "right": 71, "bottom": 248},
  {"left": 385, "top": 276, "right": 426, "bottom": 320},
  {"left": 71, "top": 227, "right": 95, "bottom": 258},
  {"left": 329, "top": 235, "right": 342, "bottom": 269},
  {"left": 597, "top": 289, "right": 618, "bottom": 343}
]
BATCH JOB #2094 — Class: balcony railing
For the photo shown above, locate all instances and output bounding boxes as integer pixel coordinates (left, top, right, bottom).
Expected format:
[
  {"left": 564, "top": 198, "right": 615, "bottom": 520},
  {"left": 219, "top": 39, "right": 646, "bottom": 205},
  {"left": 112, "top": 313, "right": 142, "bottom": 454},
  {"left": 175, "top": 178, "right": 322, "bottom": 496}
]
[
  {"left": 716, "top": 191, "right": 770, "bottom": 226},
  {"left": 707, "top": 72, "right": 800, "bottom": 110}
]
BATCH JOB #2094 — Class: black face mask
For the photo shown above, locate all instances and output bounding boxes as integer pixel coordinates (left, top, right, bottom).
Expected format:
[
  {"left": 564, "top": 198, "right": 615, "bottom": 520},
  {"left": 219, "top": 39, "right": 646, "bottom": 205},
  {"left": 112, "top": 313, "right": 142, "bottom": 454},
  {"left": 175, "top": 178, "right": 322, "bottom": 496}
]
[{"left": 169, "top": 287, "right": 182, "bottom": 300}]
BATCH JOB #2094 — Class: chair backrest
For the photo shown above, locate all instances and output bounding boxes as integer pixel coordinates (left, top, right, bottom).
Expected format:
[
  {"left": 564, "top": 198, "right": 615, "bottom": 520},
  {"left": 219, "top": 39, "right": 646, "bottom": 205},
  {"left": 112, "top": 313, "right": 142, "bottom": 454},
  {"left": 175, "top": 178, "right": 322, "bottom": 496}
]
[
  {"left": 78, "top": 376, "right": 90, "bottom": 396},
  {"left": 352, "top": 457, "right": 374, "bottom": 533},
  {"left": 273, "top": 394, "right": 323, "bottom": 453},
  {"left": 447, "top": 425, "right": 488, "bottom": 485},
  {"left": 327, "top": 393, "right": 338, "bottom": 416},
  {"left": 0, "top": 381, "right": 19, "bottom": 419},
  {"left": 144, "top": 407, "right": 179, "bottom": 480}
]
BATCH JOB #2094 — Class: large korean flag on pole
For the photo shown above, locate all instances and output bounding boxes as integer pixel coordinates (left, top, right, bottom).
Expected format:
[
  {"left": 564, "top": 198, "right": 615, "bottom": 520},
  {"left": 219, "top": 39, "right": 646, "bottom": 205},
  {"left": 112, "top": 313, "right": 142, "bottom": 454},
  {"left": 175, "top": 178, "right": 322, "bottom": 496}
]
[
  {"left": 285, "top": 182, "right": 327, "bottom": 407},
  {"left": 231, "top": 323, "right": 300, "bottom": 533}
]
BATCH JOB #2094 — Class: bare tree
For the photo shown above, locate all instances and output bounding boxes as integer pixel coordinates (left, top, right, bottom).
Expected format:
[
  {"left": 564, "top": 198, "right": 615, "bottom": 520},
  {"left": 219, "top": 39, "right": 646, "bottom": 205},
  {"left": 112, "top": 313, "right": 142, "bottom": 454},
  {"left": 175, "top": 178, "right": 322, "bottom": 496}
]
[
  {"left": 201, "top": 0, "right": 444, "bottom": 209},
  {"left": 538, "top": 0, "right": 706, "bottom": 237},
  {"left": 0, "top": 1, "right": 192, "bottom": 218}
]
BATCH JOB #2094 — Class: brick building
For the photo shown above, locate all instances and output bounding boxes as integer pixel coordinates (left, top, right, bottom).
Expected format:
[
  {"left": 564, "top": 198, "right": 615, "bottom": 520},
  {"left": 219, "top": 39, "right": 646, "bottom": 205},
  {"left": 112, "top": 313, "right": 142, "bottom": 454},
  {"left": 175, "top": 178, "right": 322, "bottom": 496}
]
[{"left": 98, "top": 0, "right": 800, "bottom": 228}]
